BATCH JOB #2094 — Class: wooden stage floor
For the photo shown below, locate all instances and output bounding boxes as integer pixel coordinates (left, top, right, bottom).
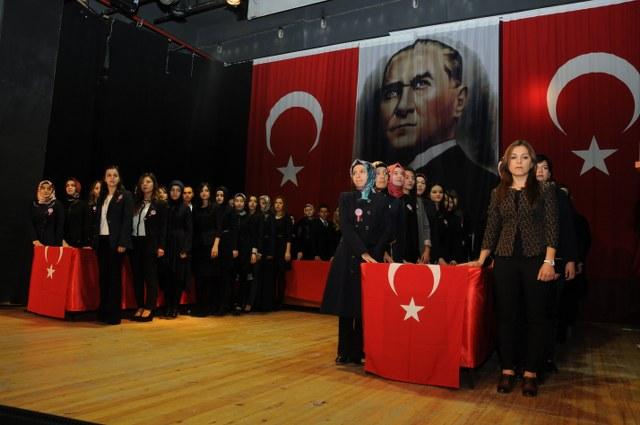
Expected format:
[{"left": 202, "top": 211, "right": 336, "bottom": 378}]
[{"left": 0, "top": 307, "right": 638, "bottom": 424}]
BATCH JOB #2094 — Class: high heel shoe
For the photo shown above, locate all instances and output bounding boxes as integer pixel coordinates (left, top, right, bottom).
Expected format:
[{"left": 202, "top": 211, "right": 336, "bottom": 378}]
[
  {"left": 137, "top": 309, "right": 154, "bottom": 322},
  {"left": 497, "top": 373, "right": 516, "bottom": 394},
  {"left": 522, "top": 377, "right": 538, "bottom": 397}
]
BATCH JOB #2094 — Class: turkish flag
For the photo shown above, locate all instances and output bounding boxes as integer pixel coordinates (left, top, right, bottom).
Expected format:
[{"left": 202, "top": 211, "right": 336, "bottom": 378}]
[
  {"left": 28, "top": 246, "right": 74, "bottom": 319},
  {"left": 361, "top": 263, "right": 469, "bottom": 388},
  {"left": 245, "top": 48, "right": 359, "bottom": 215},
  {"left": 502, "top": 2, "right": 640, "bottom": 303}
]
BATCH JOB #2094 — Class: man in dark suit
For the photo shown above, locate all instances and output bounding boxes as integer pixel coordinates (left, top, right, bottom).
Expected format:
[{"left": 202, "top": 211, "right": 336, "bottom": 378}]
[{"left": 378, "top": 39, "right": 498, "bottom": 251}]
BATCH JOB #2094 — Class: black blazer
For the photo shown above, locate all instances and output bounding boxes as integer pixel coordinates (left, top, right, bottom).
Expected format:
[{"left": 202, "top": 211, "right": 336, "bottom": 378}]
[
  {"left": 29, "top": 200, "right": 65, "bottom": 246},
  {"left": 63, "top": 198, "right": 91, "bottom": 247},
  {"left": 94, "top": 189, "right": 134, "bottom": 250},
  {"left": 321, "top": 191, "right": 393, "bottom": 318},
  {"left": 134, "top": 199, "right": 168, "bottom": 251}
]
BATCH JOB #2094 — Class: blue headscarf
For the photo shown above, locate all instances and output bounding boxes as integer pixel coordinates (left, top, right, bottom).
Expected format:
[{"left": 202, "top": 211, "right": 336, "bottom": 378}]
[{"left": 350, "top": 159, "right": 375, "bottom": 201}]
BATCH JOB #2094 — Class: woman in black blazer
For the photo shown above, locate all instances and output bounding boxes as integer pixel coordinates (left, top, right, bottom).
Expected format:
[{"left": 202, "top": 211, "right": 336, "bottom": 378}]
[
  {"left": 130, "top": 173, "right": 167, "bottom": 322},
  {"left": 321, "top": 160, "right": 393, "bottom": 366},
  {"left": 272, "top": 196, "right": 292, "bottom": 309},
  {"left": 165, "top": 180, "right": 193, "bottom": 319},
  {"left": 30, "top": 180, "right": 65, "bottom": 247},
  {"left": 470, "top": 140, "right": 559, "bottom": 397},
  {"left": 94, "top": 166, "right": 134, "bottom": 325}
]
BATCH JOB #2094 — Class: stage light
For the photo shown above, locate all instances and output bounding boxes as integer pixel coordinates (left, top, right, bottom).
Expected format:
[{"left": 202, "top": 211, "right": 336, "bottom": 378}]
[{"left": 227, "top": 0, "right": 241, "bottom": 6}]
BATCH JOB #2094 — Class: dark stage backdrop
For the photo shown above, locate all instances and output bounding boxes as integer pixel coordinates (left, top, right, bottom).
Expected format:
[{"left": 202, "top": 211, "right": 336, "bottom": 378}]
[
  {"left": 45, "top": 2, "right": 252, "bottom": 198},
  {"left": 0, "top": 0, "right": 64, "bottom": 303}
]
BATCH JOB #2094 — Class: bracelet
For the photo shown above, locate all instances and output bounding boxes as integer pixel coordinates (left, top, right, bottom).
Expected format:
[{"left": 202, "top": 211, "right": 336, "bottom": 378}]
[{"left": 543, "top": 259, "right": 555, "bottom": 266}]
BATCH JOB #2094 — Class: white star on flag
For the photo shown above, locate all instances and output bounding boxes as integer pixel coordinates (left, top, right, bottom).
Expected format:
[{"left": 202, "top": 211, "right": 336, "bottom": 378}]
[
  {"left": 277, "top": 155, "right": 304, "bottom": 187},
  {"left": 401, "top": 297, "right": 425, "bottom": 322},
  {"left": 46, "top": 265, "right": 55, "bottom": 279},
  {"left": 572, "top": 136, "right": 617, "bottom": 176}
]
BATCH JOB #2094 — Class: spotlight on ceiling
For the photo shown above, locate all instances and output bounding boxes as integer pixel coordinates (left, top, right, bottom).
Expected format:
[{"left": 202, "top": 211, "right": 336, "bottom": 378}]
[{"left": 226, "top": 0, "right": 241, "bottom": 6}]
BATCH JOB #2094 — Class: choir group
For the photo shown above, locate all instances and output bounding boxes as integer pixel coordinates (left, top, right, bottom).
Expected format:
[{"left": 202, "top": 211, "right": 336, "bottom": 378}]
[{"left": 29, "top": 139, "right": 590, "bottom": 397}]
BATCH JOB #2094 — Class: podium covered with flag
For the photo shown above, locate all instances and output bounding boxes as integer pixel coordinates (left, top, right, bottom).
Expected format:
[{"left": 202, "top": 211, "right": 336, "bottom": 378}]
[{"left": 361, "top": 264, "right": 493, "bottom": 389}]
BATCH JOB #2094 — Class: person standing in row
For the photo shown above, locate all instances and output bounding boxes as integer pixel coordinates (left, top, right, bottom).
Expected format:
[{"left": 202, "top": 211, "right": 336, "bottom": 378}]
[
  {"left": 212, "top": 186, "right": 235, "bottom": 315},
  {"left": 62, "top": 178, "right": 91, "bottom": 248},
  {"left": 469, "top": 140, "right": 558, "bottom": 397},
  {"left": 257, "top": 195, "right": 276, "bottom": 311},
  {"left": 244, "top": 195, "right": 261, "bottom": 312},
  {"left": 95, "top": 166, "right": 134, "bottom": 325},
  {"left": 272, "top": 196, "right": 292, "bottom": 309},
  {"left": 30, "top": 180, "right": 65, "bottom": 247},
  {"left": 130, "top": 173, "right": 167, "bottom": 322},
  {"left": 321, "top": 160, "right": 393, "bottom": 366},
  {"left": 164, "top": 180, "right": 193, "bottom": 319},
  {"left": 191, "top": 183, "right": 218, "bottom": 317}
]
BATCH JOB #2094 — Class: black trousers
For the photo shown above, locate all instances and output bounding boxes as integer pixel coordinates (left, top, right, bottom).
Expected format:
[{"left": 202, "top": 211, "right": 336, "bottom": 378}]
[
  {"left": 493, "top": 256, "right": 551, "bottom": 373},
  {"left": 130, "top": 236, "right": 159, "bottom": 310},
  {"left": 258, "top": 257, "right": 276, "bottom": 311},
  {"left": 338, "top": 316, "right": 363, "bottom": 360},
  {"left": 544, "top": 260, "right": 565, "bottom": 364},
  {"left": 97, "top": 236, "right": 124, "bottom": 323},
  {"left": 195, "top": 275, "right": 214, "bottom": 314}
]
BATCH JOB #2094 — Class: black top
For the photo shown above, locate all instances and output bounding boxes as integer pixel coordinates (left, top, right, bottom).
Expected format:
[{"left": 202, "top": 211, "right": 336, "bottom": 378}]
[
  {"left": 133, "top": 199, "right": 168, "bottom": 251},
  {"left": 94, "top": 190, "right": 134, "bottom": 250},
  {"left": 294, "top": 217, "right": 317, "bottom": 259},
  {"left": 29, "top": 200, "right": 65, "bottom": 246},
  {"left": 62, "top": 197, "right": 91, "bottom": 247}
]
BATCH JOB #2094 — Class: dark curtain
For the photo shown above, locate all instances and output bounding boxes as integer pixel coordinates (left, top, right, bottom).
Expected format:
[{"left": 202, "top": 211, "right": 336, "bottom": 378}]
[{"left": 45, "top": 1, "right": 252, "bottom": 195}]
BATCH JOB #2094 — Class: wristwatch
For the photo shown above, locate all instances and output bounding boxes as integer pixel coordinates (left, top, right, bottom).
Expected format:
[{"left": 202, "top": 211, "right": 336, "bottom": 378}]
[{"left": 543, "top": 259, "right": 555, "bottom": 266}]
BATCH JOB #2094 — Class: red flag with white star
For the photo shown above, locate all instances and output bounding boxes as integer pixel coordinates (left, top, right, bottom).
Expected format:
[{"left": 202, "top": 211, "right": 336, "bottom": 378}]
[
  {"left": 502, "top": 1, "right": 640, "bottom": 316},
  {"left": 361, "top": 263, "right": 470, "bottom": 388},
  {"left": 27, "top": 246, "right": 73, "bottom": 318},
  {"left": 245, "top": 48, "right": 359, "bottom": 214}
]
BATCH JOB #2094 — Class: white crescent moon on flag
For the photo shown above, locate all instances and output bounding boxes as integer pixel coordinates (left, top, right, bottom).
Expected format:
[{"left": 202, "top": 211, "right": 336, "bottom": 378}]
[
  {"left": 265, "top": 91, "right": 323, "bottom": 156},
  {"left": 425, "top": 264, "right": 441, "bottom": 298},
  {"left": 387, "top": 263, "right": 402, "bottom": 296},
  {"left": 44, "top": 246, "right": 64, "bottom": 264},
  {"left": 387, "top": 263, "right": 441, "bottom": 298},
  {"left": 547, "top": 52, "right": 640, "bottom": 135}
]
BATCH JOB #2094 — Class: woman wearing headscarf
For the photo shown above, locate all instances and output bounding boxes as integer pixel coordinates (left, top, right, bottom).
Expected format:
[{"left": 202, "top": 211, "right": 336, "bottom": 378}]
[
  {"left": 385, "top": 163, "right": 406, "bottom": 263},
  {"left": 372, "top": 161, "right": 389, "bottom": 193},
  {"left": 230, "top": 193, "right": 257, "bottom": 314},
  {"left": 244, "top": 195, "right": 261, "bottom": 312},
  {"left": 129, "top": 173, "right": 167, "bottom": 322},
  {"left": 272, "top": 195, "right": 293, "bottom": 309},
  {"left": 164, "top": 180, "right": 193, "bottom": 319},
  {"left": 61, "top": 178, "right": 91, "bottom": 248},
  {"left": 257, "top": 195, "right": 276, "bottom": 311},
  {"left": 321, "top": 160, "right": 393, "bottom": 366},
  {"left": 30, "top": 180, "right": 65, "bottom": 247},
  {"left": 94, "top": 166, "right": 134, "bottom": 325},
  {"left": 191, "top": 182, "right": 218, "bottom": 316},
  {"left": 401, "top": 168, "right": 431, "bottom": 263}
]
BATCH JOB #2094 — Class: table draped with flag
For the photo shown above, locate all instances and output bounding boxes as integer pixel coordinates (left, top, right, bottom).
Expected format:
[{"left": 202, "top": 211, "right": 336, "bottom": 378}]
[
  {"left": 28, "top": 246, "right": 195, "bottom": 319},
  {"left": 285, "top": 260, "right": 494, "bottom": 387}
]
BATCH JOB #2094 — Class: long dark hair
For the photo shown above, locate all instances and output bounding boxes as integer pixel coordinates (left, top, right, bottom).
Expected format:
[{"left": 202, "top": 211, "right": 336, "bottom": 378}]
[
  {"left": 134, "top": 172, "right": 159, "bottom": 213},
  {"left": 197, "top": 182, "right": 212, "bottom": 208},
  {"left": 99, "top": 165, "right": 125, "bottom": 200},
  {"left": 496, "top": 140, "right": 540, "bottom": 205},
  {"left": 88, "top": 180, "right": 102, "bottom": 206}
]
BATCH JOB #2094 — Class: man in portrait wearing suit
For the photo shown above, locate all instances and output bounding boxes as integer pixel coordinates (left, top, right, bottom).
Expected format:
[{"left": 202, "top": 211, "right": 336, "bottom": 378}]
[{"left": 378, "top": 38, "right": 498, "bottom": 250}]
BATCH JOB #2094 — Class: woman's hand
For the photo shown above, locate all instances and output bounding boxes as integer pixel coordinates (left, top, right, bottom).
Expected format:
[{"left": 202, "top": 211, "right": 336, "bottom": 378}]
[
  {"left": 211, "top": 246, "right": 218, "bottom": 258},
  {"left": 250, "top": 253, "right": 257, "bottom": 264},
  {"left": 361, "top": 253, "right": 377, "bottom": 263},
  {"left": 565, "top": 261, "right": 576, "bottom": 281},
  {"left": 179, "top": 252, "right": 187, "bottom": 259},
  {"left": 117, "top": 246, "right": 126, "bottom": 253},
  {"left": 232, "top": 250, "right": 239, "bottom": 258},
  {"left": 464, "top": 259, "right": 484, "bottom": 268},
  {"left": 419, "top": 249, "right": 430, "bottom": 265},
  {"left": 383, "top": 251, "right": 393, "bottom": 263},
  {"left": 62, "top": 240, "right": 70, "bottom": 248},
  {"left": 537, "top": 262, "right": 556, "bottom": 281},
  {"left": 157, "top": 248, "right": 165, "bottom": 258},
  {"left": 284, "top": 251, "right": 291, "bottom": 262},
  {"left": 33, "top": 240, "right": 43, "bottom": 247}
]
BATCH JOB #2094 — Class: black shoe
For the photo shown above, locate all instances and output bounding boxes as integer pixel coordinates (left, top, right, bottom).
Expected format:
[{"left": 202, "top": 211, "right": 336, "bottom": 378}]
[
  {"left": 497, "top": 373, "right": 516, "bottom": 394},
  {"left": 522, "top": 377, "right": 538, "bottom": 397},
  {"left": 351, "top": 357, "right": 363, "bottom": 366},
  {"left": 335, "top": 355, "right": 351, "bottom": 365}
]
